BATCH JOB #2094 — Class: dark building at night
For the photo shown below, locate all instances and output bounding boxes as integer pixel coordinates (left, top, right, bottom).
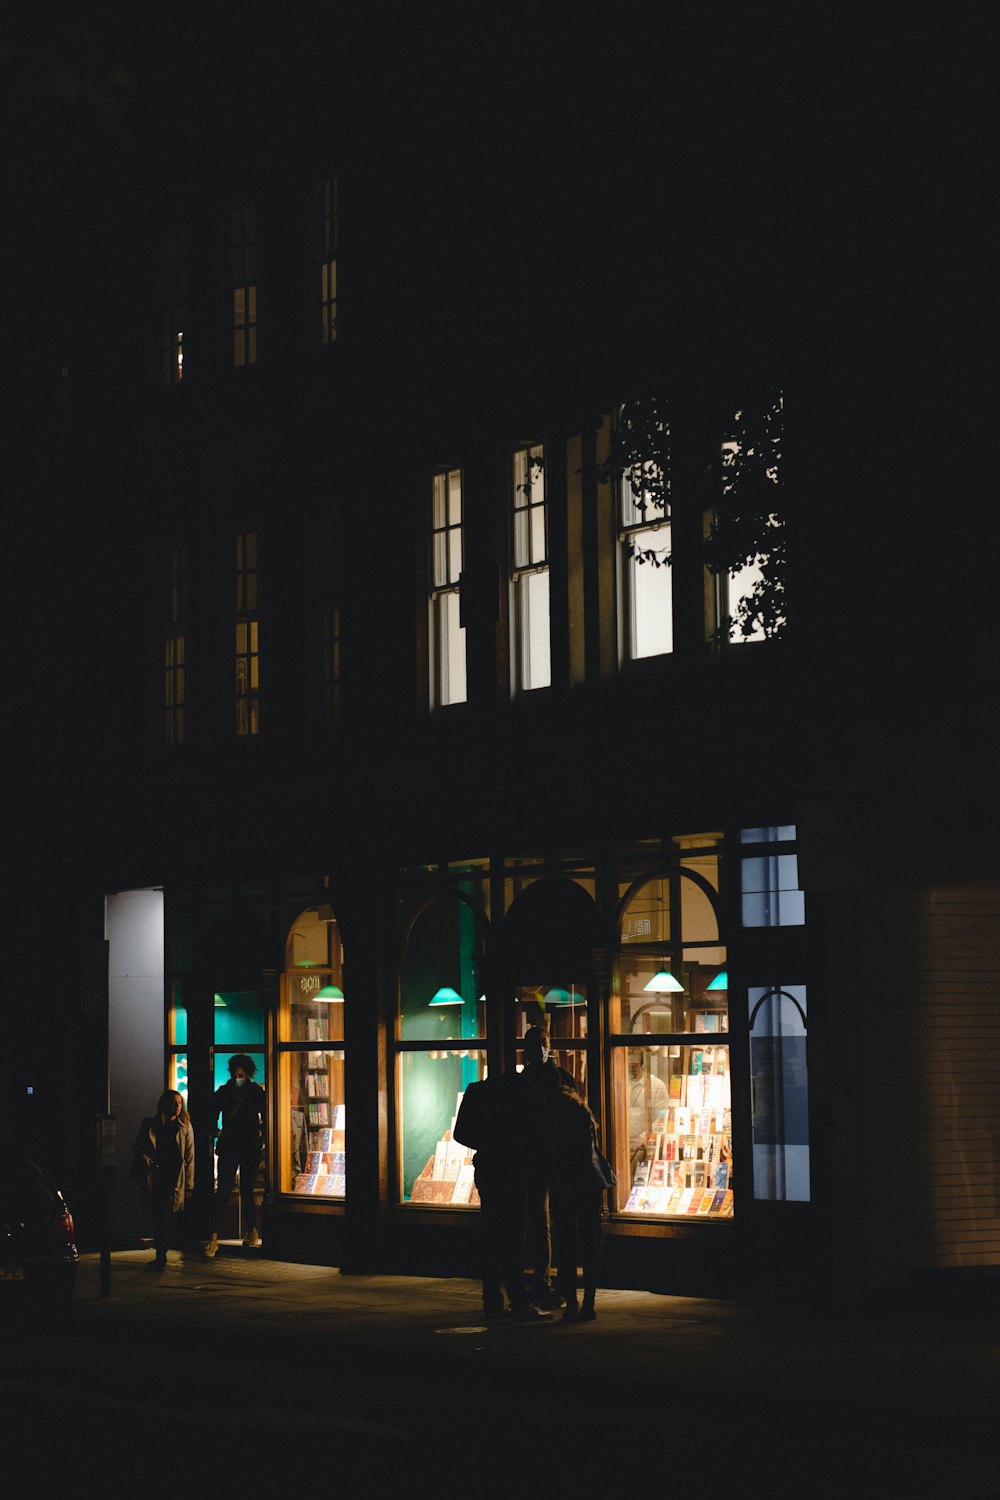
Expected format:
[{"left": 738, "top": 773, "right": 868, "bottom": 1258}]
[{"left": 7, "top": 14, "right": 997, "bottom": 1305}]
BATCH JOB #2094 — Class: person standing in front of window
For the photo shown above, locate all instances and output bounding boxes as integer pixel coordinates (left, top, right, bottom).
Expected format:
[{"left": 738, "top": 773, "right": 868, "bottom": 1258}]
[
  {"left": 132, "top": 1090, "right": 195, "bottom": 1270},
  {"left": 542, "top": 1083, "right": 604, "bottom": 1322},
  {"left": 521, "top": 1026, "right": 578, "bottom": 1309},
  {"left": 203, "top": 1055, "right": 265, "bottom": 1257}
]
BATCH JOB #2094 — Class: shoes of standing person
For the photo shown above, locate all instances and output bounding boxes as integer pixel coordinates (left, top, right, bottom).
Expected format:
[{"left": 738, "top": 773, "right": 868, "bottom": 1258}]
[
  {"left": 536, "top": 1288, "right": 567, "bottom": 1310},
  {"left": 149, "top": 1255, "right": 167, "bottom": 1270},
  {"left": 202, "top": 1234, "right": 219, "bottom": 1259},
  {"left": 244, "top": 1228, "right": 261, "bottom": 1248},
  {"left": 510, "top": 1304, "right": 553, "bottom": 1322},
  {"left": 562, "top": 1302, "right": 579, "bottom": 1322},
  {"left": 578, "top": 1303, "right": 597, "bottom": 1322}
]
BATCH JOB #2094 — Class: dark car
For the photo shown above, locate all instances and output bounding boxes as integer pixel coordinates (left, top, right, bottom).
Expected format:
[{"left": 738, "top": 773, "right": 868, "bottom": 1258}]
[{"left": 0, "top": 1150, "right": 79, "bottom": 1325}]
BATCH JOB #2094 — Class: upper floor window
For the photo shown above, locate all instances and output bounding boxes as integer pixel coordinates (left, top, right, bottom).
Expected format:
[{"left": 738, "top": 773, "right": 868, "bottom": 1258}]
[
  {"left": 740, "top": 826, "right": 804, "bottom": 927},
  {"left": 159, "top": 226, "right": 186, "bottom": 386},
  {"left": 317, "top": 177, "right": 338, "bottom": 346},
  {"left": 511, "top": 444, "right": 550, "bottom": 692},
  {"left": 232, "top": 206, "right": 257, "bottom": 367},
  {"left": 613, "top": 402, "right": 672, "bottom": 661},
  {"left": 712, "top": 395, "right": 785, "bottom": 644},
  {"left": 235, "top": 531, "right": 260, "bottom": 735},
  {"left": 429, "top": 469, "right": 466, "bottom": 707},
  {"left": 164, "top": 544, "right": 188, "bottom": 745}
]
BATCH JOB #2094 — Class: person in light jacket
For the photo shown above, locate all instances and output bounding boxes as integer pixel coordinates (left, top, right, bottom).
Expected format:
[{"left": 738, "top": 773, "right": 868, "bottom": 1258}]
[{"left": 132, "top": 1090, "right": 195, "bottom": 1269}]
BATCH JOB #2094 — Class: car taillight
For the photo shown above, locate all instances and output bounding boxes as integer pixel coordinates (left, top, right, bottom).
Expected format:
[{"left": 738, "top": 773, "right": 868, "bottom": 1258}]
[{"left": 51, "top": 1209, "right": 76, "bottom": 1248}]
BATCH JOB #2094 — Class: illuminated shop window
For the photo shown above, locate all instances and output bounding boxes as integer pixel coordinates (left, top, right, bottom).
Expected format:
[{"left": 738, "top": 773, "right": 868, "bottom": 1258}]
[
  {"left": 740, "top": 825, "right": 805, "bottom": 927},
  {"left": 396, "top": 893, "right": 486, "bottom": 1205},
  {"left": 235, "top": 531, "right": 260, "bottom": 736},
  {"left": 159, "top": 225, "right": 185, "bottom": 386},
  {"left": 748, "top": 985, "right": 809, "bottom": 1201},
  {"left": 168, "top": 981, "right": 188, "bottom": 1102},
  {"left": 511, "top": 443, "right": 550, "bottom": 692},
  {"left": 317, "top": 177, "right": 338, "bottom": 345},
  {"left": 164, "top": 544, "right": 189, "bottom": 746},
  {"left": 278, "top": 906, "right": 346, "bottom": 1198},
  {"left": 429, "top": 468, "right": 466, "bottom": 707},
  {"left": 232, "top": 205, "right": 257, "bottom": 367},
  {"left": 610, "top": 836, "right": 733, "bottom": 1218}
]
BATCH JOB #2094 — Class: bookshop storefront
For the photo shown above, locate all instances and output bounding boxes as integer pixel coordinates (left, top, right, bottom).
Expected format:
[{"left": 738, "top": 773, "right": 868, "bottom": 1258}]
[{"left": 158, "top": 824, "right": 816, "bottom": 1296}]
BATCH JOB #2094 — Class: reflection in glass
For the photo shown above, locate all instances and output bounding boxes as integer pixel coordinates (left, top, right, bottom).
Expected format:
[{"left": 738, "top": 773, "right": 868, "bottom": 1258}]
[{"left": 512, "top": 984, "right": 588, "bottom": 1097}]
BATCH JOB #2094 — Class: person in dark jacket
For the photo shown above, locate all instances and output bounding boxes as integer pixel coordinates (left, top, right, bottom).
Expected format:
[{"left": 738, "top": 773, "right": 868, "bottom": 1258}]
[
  {"left": 132, "top": 1090, "right": 195, "bottom": 1269},
  {"left": 542, "top": 1083, "right": 604, "bottom": 1321},
  {"left": 203, "top": 1054, "right": 266, "bottom": 1257},
  {"left": 520, "top": 1026, "right": 578, "bottom": 1308},
  {"left": 454, "top": 1073, "right": 551, "bottom": 1323}
]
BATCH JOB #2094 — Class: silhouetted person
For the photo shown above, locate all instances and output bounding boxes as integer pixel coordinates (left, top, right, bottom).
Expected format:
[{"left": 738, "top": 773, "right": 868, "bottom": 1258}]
[
  {"left": 132, "top": 1089, "right": 195, "bottom": 1270},
  {"left": 204, "top": 1054, "right": 265, "bottom": 1257},
  {"left": 520, "top": 1025, "right": 578, "bottom": 1308},
  {"left": 454, "top": 1072, "right": 551, "bottom": 1323},
  {"left": 543, "top": 1083, "right": 604, "bottom": 1321}
]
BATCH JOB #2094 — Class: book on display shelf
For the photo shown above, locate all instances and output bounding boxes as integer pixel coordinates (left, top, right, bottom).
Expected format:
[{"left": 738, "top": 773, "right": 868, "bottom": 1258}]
[
  {"left": 649, "top": 1160, "right": 666, "bottom": 1187},
  {"left": 452, "top": 1164, "right": 476, "bottom": 1204},
  {"left": 676, "top": 1187, "right": 694, "bottom": 1214},
  {"left": 632, "top": 1160, "right": 651, "bottom": 1186},
  {"left": 708, "top": 1189, "right": 728, "bottom": 1213}
]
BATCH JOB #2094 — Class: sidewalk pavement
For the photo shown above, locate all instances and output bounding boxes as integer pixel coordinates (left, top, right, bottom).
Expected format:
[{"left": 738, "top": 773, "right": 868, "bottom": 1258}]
[{"left": 71, "top": 1243, "right": 1000, "bottom": 1429}]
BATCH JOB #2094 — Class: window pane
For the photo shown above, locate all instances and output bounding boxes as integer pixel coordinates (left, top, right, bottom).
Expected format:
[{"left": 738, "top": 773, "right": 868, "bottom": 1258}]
[
  {"left": 285, "top": 1051, "right": 346, "bottom": 1197},
  {"left": 741, "top": 854, "right": 805, "bottom": 927},
  {"left": 628, "top": 528, "right": 672, "bottom": 658},
  {"left": 749, "top": 985, "right": 809, "bottom": 1201},
  {"left": 401, "top": 1048, "right": 485, "bottom": 1204},
  {"left": 169, "top": 1052, "right": 188, "bottom": 1104},
  {"left": 434, "top": 590, "right": 466, "bottom": 706},
  {"left": 400, "top": 896, "right": 485, "bottom": 1041},
  {"left": 517, "top": 568, "right": 551, "bottom": 690},
  {"left": 616, "top": 1043, "right": 733, "bottom": 1216},
  {"left": 619, "top": 952, "right": 728, "bottom": 1034}
]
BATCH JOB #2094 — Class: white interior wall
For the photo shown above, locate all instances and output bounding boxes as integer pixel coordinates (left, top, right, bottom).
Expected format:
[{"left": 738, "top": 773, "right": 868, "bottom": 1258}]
[{"left": 106, "top": 888, "right": 165, "bottom": 1242}]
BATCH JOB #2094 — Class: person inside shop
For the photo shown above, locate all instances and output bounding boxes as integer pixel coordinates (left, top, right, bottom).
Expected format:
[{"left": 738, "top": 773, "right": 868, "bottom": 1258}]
[
  {"left": 541, "top": 1081, "right": 604, "bottom": 1322},
  {"left": 520, "top": 1025, "right": 579, "bottom": 1309},
  {"left": 628, "top": 1051, "right": 669, "bottom": 1160},
  {"left": 453, "top": 1070, "right": 552, "bottom": 1324},
  {"left": 131, "top": 1089, "right": 195, "bottom": 1270},
  {"left": 203, "top": 1054, "right": 266, "bottom": 1258}
]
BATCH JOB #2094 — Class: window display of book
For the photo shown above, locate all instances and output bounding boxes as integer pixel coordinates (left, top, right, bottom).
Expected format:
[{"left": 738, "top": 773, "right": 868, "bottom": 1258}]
[
  {"left": 293, "top": 1105, "right": 346, "bottom": 1196},
  {"left": 408, "top": 1091, "right": 481, "bottom": 1206},
  {"left": 624, "top": 1060, "right": 733, "bottom": 1217}
]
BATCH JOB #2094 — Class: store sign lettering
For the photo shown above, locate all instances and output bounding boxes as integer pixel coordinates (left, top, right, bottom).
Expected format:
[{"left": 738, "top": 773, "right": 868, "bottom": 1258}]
[{"left": 297, "top": 975, "right": 322, "bottom": 998}]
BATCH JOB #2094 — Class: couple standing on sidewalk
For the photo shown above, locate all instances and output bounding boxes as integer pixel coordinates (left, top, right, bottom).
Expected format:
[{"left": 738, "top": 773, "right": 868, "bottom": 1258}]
[
  {"left": 131, "top": 1054, "right": 265, "bottom": 1268},
  {"left": 454, "top": 1026, "right": 606, "bottom": 1325}
]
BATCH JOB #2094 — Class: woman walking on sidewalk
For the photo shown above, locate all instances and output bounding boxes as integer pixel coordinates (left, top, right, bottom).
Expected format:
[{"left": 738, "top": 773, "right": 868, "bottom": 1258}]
[{"left": 131, "top": 1090, "right": 195, "bottom": 1269}]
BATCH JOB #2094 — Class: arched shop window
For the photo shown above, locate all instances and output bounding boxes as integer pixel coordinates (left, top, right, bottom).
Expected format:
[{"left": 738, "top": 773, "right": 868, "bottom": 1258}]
[
  {"left": 396, "top": 893, "right": 487, "bottom": 1206},
  {"left": 279, "top": 906, "right": 345, "bottom": 1197},
  {"left": 609, "top": 835, "right": 734, "bottom": 1220},
  {"left": 748, "top": 985, "right": 809, "bottom": 1202}
]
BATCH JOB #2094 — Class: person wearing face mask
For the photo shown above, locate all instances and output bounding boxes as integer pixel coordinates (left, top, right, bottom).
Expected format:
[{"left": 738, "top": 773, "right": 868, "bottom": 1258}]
[
  {"left": 203, "top": 1055, "right": 266, "bottom": 1257},
  {"left": 132, "top": 1090, "right": 195, "bottom": 1269}
]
